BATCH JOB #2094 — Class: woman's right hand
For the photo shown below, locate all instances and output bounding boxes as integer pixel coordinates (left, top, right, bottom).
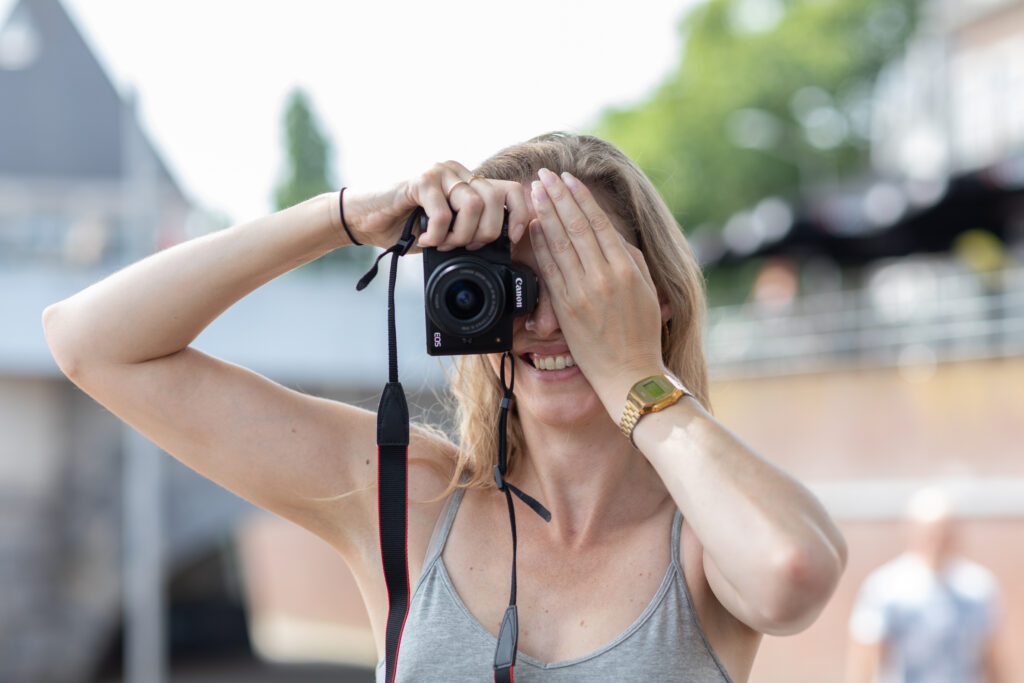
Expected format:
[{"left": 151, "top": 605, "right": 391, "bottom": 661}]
[{"left": 341, "top": 161, "right": 530, "bottom": 251}]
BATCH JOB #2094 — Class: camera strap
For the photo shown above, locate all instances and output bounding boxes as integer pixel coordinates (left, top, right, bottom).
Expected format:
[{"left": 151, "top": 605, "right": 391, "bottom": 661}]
[
  {"left": 493, "top": 352, "right": 551, "bottom": 683},
  {"left": 357, "top": 208, "right": 550, "bottom": 683},
  {"left": 356, "top": 209, "right": 420, "bottom": 683}
]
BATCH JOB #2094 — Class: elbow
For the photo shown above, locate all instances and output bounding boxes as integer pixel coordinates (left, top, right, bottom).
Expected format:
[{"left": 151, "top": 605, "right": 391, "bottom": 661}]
[
  {"left": 42, "top": 302, "right": 82, "bottom": 380},
  {"left": 758, "top": 534, "right": 848, "bottom": 636}
]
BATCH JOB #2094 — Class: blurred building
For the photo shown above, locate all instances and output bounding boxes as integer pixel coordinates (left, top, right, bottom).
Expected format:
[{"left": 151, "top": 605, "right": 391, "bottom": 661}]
[
  {"left": 0, "top": 0, "right": 192, "bottom": 678},
  {"left": 0, "top": 0, "right": 438, "bottom": 681},
  {"left": 699, "top": 1, "right": 1024, "bottom": 681},
  {"left": 874, "top": 0, "right": 1024, "bottom": 184}
]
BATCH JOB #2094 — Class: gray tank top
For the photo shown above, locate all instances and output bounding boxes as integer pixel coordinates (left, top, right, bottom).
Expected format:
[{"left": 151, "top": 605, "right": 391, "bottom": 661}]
[{"left": 375, "top": 489, "right": 733, "bottom": 682}]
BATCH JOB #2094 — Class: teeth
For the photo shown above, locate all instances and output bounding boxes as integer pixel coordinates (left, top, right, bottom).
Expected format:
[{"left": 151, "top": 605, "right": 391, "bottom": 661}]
[{"left": 530, "top": 354, "right": 575, "bottom": 370}]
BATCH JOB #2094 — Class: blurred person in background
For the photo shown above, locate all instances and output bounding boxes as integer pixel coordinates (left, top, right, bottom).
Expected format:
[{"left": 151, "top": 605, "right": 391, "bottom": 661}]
[
  {"left": 42, "top": 133, "right": 847, "bottom": 681},
  {"left": 845, "top": 487, "right": 1006, "bottom": 683}
]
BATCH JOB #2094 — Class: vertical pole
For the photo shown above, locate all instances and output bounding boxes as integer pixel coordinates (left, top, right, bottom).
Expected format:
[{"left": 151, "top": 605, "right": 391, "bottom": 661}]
[
  {"left": 120, "top": 88, "right": 166, "bottom": 683},
  {"left": 122, "top": 426, "right": 166, "bottom": 683}
]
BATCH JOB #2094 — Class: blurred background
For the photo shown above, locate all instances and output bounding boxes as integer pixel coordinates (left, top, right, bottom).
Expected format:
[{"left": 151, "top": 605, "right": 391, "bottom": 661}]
[{"left": 2, "top": 0, "right": 1022, "bottom": 681}]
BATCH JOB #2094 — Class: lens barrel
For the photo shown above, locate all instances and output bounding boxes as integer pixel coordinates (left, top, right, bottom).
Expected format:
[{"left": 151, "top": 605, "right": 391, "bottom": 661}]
[{"left": 424, "top": 257, "right": 506, "bottom": 336}]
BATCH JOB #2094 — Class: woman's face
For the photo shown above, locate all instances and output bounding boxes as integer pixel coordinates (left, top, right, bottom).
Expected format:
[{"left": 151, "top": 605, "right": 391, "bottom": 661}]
[{"left": 485, "top": 181, "right": 635, "bottom": 430}]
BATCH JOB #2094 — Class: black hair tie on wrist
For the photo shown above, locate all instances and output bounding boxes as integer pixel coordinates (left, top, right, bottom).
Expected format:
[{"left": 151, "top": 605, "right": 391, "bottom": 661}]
[{"left": 339, "top": 187, "right": 363, "bottom": 246}]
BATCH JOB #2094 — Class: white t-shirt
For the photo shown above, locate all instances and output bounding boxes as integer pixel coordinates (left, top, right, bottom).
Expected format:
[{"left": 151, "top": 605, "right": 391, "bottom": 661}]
[{"left": 849, "top": 553, "right": 1001, "bottom": 683}]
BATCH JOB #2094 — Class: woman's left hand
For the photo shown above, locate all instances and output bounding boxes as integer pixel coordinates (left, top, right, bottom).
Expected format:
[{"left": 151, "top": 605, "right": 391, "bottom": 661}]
[{"left": 528, "top": 167, "right": 667, "bottom": 419}]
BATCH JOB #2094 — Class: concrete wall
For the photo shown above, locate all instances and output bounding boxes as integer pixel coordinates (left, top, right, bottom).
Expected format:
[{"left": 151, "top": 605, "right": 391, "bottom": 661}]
[{"left": 711, "top": 358, "right": 1024, "bottom": 682}]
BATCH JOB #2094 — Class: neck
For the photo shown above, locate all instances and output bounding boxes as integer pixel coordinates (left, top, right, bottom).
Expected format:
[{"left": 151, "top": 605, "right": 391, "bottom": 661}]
[
  {"left": 910, "top": 548, "right": 951, "bottom": 572},
  {"left": 511, "top": 410, "right": 670, "bottom": 547}
]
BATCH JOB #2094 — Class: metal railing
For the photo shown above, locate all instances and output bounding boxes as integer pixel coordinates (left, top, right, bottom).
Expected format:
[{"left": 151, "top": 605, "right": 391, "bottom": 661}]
[{"left": 705, "top": 262, "right": 1024, "bottom": 377}]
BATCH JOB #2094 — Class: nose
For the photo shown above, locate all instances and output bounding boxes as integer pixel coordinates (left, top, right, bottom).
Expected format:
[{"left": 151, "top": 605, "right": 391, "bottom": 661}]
[{"left": 524, "top": 281, "right": 560, "bottom": 337}]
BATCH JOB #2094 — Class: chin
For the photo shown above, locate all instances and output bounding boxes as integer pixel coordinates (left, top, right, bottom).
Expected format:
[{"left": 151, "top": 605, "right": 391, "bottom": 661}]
[
  {"left": 488, "top": 352, "right": 610, "bottom": 427},
  {"left": 518, "top": 380, "right": 608, "bottom": 428}
]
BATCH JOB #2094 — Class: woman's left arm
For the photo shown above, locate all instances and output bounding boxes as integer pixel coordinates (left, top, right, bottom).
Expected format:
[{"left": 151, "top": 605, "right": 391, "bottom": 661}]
[
  {"left": 631, "top": 395, "right": 847, "bottom": 635},
  {"left": 528, "top": 168, "right": 847, "bottom": 636}
]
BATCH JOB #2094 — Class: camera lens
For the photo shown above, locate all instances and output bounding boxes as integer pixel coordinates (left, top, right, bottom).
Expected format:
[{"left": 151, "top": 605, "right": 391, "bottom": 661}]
[
  {"left": 446, "top": 280, "right": 484, "bottom": 320},
  {"left": 424, "top": 257, "right": 505, "bottom": 336}
]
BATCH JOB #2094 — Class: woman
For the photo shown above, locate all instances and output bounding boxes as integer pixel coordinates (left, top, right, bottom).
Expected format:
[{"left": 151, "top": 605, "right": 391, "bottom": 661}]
[{"left": 43, "top": 133, "right": 846, "bottom": 681}]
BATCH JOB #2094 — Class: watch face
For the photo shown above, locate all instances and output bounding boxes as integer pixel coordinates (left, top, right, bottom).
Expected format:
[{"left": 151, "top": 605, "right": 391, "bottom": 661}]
[{"left": 637, "top": 376, "right": 671, "bottom": 401}]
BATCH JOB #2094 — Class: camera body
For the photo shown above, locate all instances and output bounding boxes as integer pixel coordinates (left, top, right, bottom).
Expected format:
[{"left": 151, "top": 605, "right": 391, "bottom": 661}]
[{"left": 423, "top": 230, "right": 538, "bottom": 356}]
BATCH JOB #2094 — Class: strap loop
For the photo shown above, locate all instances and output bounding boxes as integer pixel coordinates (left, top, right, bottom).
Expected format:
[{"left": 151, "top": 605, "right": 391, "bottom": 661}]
[{"left": 355, "top": 207, "right": 422, "bottom": 291}]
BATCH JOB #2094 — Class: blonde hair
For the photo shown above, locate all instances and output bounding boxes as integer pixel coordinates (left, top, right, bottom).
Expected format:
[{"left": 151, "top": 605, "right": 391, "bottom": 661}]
[{"left": 444, "top": 132, "right": 709, "bottom": 492}]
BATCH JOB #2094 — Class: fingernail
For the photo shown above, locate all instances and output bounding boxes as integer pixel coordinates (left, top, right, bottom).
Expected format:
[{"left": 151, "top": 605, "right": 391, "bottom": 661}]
[
  {"left": 538, "top": 167, "right": 557, "bottom": 188},
  {"left": 510, "top": 223, "right": 526, "bottom": 242},
  {"left": 417, "top": 234, "right": 430, "bottom": 245},
  {"left": 531, "top": 180, "right": 547, "bottom": 201},
  {"left": 561, "top": 172, "right": 580, "bottom": 192},
  {"left": 467, "top": 242, "right": 484, "bottom": 251},
  {"left": 437, "top": 244, "right": 455, "bottom": 252}
]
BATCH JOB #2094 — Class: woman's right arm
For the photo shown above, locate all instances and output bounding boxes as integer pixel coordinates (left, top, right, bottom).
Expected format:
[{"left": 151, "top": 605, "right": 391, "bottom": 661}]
[
  {"left": 41, "top": 165, "right": 530, "bottom": 554},
  {"left": 42, "top": 192, "right": 393, "bottom": 547}
]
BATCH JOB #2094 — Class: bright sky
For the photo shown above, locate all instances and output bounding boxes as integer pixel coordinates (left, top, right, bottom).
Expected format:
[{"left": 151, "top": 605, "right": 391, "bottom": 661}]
[{"left": 1, "top": 0, "right": 701, "bottom": 222}]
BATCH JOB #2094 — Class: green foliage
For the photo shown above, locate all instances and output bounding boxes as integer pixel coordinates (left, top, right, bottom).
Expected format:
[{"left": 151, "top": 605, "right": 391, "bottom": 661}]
[
  {"left": 273, "top": 88, "right": 368, "bottom": 269},
  {"left": 594, "top": 0, "right": 916, "bottom": 234},
  {"left": 274, "top": 88, "right": 335, "bottom": 211}
]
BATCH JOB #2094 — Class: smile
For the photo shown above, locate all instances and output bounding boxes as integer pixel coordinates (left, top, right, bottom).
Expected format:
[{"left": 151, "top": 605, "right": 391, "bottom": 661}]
[{"left": 528, "top": 353, "right": 576, "bottom": 371}]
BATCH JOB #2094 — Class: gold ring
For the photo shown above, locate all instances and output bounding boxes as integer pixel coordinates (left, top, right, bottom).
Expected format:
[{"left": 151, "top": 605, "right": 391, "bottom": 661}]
[
  {"left": 447, "top": 179, "right": 470, "bottom": 196},
  {"left": 467, "top": 174, "right": 485, "bottom": 184}
]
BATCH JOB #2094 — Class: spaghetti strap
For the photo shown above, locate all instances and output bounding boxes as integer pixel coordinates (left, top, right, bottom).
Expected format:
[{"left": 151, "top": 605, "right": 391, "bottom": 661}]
[
  {"left": 421, "top": 487, "right": 466, "bottom": 570},
  {"left": 670, "top": 508, "right": 684, "bottom": 568}
]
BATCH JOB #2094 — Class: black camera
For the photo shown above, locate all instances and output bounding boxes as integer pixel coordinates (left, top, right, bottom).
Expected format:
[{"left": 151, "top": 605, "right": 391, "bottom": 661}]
[{"left": 423, "top": 223, "right": 538, "bottom": 356}]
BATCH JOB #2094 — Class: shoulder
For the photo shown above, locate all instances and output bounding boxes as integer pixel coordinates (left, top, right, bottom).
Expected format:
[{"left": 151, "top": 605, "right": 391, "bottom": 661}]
[
  {"left": 859, "top": 554, "right": 916, "bottom": 594},
  {"left": 408, "top": 423, "right": 459, "bottom": 498},
  {"left": 946, "top": 557, "right": 1001, "bottom": 603}
]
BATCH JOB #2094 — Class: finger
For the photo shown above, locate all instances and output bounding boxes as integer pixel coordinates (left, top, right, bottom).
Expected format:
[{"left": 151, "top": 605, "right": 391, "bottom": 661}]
[
  {"left": 441, "top": 181, "right": 484, "bottom": 251},
  {"left": 416, "top": 161, "right": 473, "bottom": 248},
  {"left": 529, "top": 218, "right": 567, "bottom": 297},
  {"left": 440, "top": 159, "right": 473, "bottom": 178},
  {"left": 415, "top": 183, "right": 453, "bottom": 248},
  {"left": 625, "top": 239, "right": 658, "bottom": 294},
  {"left": 537, "top": 168, "right": 607, "bottom": 271},
  {"left": 503, "top": 182, "right": 530, "bottom": 244},
  {"left": 413, "top": 164, "right": 458, "bottom": 247},
  {"left": 560, "top": 171, "right": 629, "bottom": 263},
  {"left": 464, "top": 176, "right": 504, "bottom": 250},
  {"left": 531, "top": 180, "right": 584, "bottom": 281}
]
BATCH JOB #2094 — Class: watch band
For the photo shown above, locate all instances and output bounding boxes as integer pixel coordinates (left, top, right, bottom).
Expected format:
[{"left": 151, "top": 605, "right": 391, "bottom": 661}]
[
  {"left": 619, "top": 401, "right": 646, "bottom": 442},
  {"left": 619, "top": 373, "right": 691, "bottom": 445}
]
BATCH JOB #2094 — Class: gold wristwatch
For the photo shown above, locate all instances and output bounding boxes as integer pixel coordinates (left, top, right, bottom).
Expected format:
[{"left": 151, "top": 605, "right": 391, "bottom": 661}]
[{"left": 619, "top": 373, "right": 692, "bottom": 445}]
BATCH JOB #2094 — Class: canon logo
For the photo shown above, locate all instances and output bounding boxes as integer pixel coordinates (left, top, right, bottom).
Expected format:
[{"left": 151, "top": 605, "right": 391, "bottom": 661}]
[{"left": 514, "top": 277, "right": 524, "bottom": 309}]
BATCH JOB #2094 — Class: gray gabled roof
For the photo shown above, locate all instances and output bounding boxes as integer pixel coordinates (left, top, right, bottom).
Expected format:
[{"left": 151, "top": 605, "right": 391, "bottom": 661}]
[{"left": 0, "top": 0, "right": 181, "bottom": 192}]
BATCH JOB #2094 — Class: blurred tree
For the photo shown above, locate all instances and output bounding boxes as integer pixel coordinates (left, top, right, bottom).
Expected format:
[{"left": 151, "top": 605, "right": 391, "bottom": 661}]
[
  {"left": 594, "top": 0, "right": 917, "bottom": 234},
  {"left": 274, "top": 88, "right": 366, "bottom": 268},
  {"left": 274, "top": 88, "right": 335, "bottom": 211}
]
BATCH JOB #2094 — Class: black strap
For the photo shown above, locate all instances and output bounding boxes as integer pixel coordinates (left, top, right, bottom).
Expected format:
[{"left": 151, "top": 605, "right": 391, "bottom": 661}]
[
  {"left": 358, "top": 210, "right": 550, "bottom": 683},
  {"left": 492, "top": 352, "right": 550, "bottom": 683},
  {"left": 358, "top": 209, "right": 419, "bottom": 683},
  {"left": 378, "top": 385, "right": 409, "bottom": 683}
]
